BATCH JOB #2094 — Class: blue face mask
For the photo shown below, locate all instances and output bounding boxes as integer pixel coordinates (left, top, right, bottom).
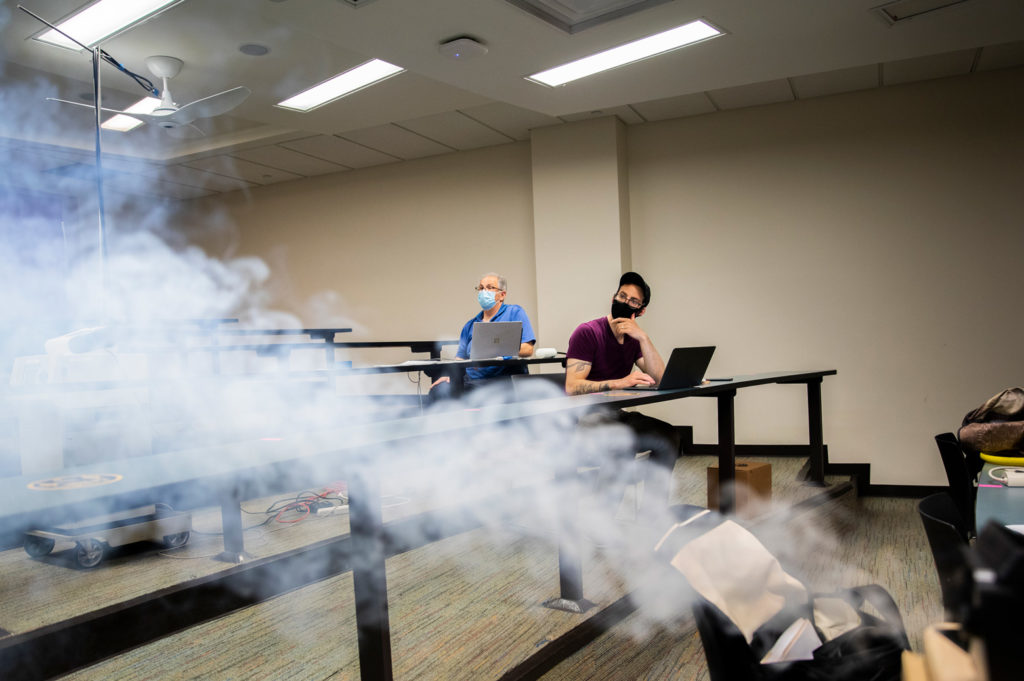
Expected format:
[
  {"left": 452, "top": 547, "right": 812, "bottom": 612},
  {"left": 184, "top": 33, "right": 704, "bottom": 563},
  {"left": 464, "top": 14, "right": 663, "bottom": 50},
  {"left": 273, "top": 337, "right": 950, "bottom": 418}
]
[{"left": 477, "top": 289, "right": 498, "bottom": 310}]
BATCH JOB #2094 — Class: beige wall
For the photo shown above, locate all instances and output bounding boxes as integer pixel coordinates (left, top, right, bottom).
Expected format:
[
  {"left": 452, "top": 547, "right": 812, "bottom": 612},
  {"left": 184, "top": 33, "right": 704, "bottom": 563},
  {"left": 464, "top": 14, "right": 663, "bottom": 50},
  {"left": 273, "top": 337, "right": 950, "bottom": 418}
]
[
  {"left": 187, "top": 141, "right": 538, "bottom": 347},
  {"left": 627, "top": 67, "right": 1024, "bottom": 485},
  {"left": 531, "top": 117, "right": 632, "bottom": 356},
  {"left": 181, "top": 66, "right": 1024, "bottom": 485}
]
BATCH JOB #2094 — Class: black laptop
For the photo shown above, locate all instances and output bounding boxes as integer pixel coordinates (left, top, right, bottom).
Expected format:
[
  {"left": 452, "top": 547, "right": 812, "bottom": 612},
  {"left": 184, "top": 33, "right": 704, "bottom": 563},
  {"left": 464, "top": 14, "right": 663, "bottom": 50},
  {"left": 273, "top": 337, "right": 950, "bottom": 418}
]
[{"left": 624, "top": 346, "right": 716, "bottom": 390}]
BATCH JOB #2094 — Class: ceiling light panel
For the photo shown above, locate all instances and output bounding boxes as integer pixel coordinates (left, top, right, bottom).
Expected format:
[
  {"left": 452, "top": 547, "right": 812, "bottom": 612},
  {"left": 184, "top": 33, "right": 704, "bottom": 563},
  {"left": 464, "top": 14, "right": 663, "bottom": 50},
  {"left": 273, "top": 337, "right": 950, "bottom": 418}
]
[
  {"left": 35, "top": 0, "right": 184, "bottom": 50},
  {"left": 276, "top": 60, "right": 405, "bottom": 112},
  {"left": 101, "top": 96, "right": 161, "bottom": 132},
  {"left": 527, "top": 19, "right": 723, "bottom": 87}
]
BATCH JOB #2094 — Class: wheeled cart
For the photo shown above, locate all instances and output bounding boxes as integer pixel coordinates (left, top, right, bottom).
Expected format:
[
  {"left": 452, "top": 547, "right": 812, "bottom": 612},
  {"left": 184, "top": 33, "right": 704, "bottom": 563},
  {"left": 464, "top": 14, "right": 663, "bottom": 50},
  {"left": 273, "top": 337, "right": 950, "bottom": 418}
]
[{"left": 24, "top": 505, "right": 192, "bottom": 568}]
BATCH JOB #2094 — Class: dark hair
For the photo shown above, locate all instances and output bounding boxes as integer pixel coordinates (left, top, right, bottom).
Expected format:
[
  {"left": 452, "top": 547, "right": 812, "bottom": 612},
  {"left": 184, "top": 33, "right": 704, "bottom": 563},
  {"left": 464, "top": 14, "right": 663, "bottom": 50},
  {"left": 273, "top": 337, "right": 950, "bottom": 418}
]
[{"left": 618, "top": 271, "right": 650, "bottom": 308}]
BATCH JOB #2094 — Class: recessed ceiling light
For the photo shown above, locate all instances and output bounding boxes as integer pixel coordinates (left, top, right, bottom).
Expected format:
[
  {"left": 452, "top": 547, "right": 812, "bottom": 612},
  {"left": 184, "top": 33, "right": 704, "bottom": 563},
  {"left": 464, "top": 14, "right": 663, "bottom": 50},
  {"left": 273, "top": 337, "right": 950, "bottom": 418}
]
[
  {"left": 239, "top": 43, "right": 270, "bottom": 57},
  {"left": 101, "top": 96, "right": 160, "bottom": 132},
  {"left": 275, "top": 59, "right": 405, "bottom": 112},
  {"left": 526, "top": 19, "right": 723, "bottom": 87},
  {"left": 35, "top": 0, "right": 184, "bottom": 51}
]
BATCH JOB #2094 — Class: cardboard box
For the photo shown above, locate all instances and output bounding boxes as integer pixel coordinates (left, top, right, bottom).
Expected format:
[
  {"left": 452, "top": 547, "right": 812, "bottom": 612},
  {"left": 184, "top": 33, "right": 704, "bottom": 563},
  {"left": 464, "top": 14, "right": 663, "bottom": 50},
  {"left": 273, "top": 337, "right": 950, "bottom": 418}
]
[{"left": 707, "top": 461, "right": 772, "bottom": 513}]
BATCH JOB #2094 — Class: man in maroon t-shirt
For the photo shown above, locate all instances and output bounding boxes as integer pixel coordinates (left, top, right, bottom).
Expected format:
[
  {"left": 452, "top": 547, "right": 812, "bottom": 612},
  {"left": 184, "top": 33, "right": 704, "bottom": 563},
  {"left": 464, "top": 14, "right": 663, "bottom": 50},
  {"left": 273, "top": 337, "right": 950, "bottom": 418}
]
[{"left": 565, "top": 272, "right": 682, "bottom": 518}]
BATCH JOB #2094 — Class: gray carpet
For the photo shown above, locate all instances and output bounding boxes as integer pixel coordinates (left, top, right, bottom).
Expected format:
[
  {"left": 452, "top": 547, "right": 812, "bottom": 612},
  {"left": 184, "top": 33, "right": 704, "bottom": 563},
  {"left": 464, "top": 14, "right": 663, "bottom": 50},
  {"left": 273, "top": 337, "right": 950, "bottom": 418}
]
[{"left": 0, "top": 455, "right": 943, "bottom": 680}]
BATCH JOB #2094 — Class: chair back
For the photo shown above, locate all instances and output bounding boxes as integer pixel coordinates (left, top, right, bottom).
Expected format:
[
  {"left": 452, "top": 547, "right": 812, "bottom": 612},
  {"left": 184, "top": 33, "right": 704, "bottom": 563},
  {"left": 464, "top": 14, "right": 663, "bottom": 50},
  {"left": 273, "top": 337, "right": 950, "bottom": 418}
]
[
  {"left": 691, "top": 599, "right": 765, "bottom": 681},
  {"left": 934, "top": 432, "right": 976, "bottom": 536},
  {"left": 942, "top": 430, "right": 983, "bottom": 477},
  {"left": 510, "top": 372, "right": 565, "bottom": 401},
  {"left": 917, "top": 492, "right": 971, "bottom": 619}
]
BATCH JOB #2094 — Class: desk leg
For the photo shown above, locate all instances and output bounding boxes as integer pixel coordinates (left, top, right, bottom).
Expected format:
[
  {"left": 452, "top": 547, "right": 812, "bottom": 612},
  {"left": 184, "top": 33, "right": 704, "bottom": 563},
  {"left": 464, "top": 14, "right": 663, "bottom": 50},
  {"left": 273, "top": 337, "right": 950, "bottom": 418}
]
[
  {"left": 348, "top": 466, "right": 394, "bottom": 681},
  {"left": 543, "top": 455, "right": 592, "bottom": 614},
  {"left": 215, "top": 490, "right": 252, "bottom": 564},
  {"left": 448, "top": 368, "right": 467, "bottom": 398},
  {"left": 717, "top": 390, "right": 737, "bottom": 515},
  {"left": 804, "top": 378, "right": 827, "bottom": 486}
]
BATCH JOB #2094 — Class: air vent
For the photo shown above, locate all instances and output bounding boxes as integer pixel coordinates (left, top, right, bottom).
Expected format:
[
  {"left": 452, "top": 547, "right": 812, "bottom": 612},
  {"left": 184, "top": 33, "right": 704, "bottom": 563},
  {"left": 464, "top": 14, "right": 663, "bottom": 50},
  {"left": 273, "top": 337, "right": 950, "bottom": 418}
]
[
  {"left": 505, "top": 0, "right": 672, "bottom": 34},
  {"left": 874, "top": 0, "right": 971, "bottom": 25}
]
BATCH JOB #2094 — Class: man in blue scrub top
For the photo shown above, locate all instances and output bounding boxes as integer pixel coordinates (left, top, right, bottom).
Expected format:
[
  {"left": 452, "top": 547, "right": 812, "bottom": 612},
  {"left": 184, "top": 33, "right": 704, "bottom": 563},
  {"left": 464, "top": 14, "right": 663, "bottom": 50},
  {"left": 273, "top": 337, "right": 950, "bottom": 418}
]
[{"left": 429, "top": 272, "right": 536, "bottom": 400}]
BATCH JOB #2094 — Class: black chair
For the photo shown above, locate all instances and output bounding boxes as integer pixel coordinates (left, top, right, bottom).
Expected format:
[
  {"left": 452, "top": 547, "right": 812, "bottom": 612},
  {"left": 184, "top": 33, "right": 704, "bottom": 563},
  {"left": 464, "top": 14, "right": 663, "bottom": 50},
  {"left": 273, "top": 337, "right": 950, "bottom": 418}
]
[
  {"left": 934, "top": 432, "right": 977, "bottom": 537},
  {"left": 917, "top": 492, "right": 972, "bottom": 619},
  {"left": 691, "top": 598, "right": 768, "bottom": 681},
  {"left": 509, "top": 372, "right": 565, "bottom": 401},
  {"left": 691, "top": 587, "right": 908, "bottom": 681}
]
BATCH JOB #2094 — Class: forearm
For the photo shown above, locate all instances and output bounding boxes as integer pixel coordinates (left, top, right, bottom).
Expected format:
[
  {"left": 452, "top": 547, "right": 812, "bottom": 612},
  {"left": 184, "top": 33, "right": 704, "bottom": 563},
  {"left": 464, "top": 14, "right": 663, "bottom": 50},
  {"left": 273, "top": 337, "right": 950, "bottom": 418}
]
[
  {"left": 567, "top": 377, "right": 616, "bottom": 395},
  {"left": 638, "top": 336, "right": 666, "bottom": 382},
  {"left": 518, "top": 342, "right": 535, "bottom": 357},
  {"left": 565, "top": 358, "right": 618, "bottom": 395}
]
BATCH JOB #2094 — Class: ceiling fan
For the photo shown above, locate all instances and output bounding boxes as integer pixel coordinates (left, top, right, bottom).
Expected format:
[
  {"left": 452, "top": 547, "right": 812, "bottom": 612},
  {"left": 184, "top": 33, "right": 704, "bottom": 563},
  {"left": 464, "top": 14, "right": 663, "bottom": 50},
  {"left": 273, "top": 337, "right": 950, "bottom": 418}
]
[{"left": 51, "top": 55, "right": 250, "bottom": 133}]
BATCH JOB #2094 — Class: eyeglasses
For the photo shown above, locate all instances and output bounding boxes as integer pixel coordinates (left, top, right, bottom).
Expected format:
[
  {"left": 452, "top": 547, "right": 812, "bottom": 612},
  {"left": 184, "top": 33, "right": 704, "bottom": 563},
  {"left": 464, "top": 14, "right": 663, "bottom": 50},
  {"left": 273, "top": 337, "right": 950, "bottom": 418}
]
[
  {"left": 475, "top": 284, "right": 503, "bottom": 292},
  {"left": 614, "top": 291, "right": 643, "bottom": 309}
]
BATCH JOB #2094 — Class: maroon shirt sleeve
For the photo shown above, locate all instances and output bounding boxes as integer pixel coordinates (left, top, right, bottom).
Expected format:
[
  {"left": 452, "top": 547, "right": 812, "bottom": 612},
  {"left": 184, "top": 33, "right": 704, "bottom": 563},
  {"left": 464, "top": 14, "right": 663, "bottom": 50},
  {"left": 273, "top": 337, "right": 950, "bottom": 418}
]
[
  {"left": 566, "top": 322, "right": 597, "bottom": 364},
  {"left": 567, "top": 318, "right": 642, "bottom": 383}
]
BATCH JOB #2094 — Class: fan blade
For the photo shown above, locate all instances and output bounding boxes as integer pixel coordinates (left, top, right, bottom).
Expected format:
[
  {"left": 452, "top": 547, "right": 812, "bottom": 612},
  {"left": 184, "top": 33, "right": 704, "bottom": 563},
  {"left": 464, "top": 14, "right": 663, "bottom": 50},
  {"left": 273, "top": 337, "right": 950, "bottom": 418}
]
[
  {"left": 113, "top": 110, "right": 178, "bottom": 126},
  {"left": 173, "top": 86, "right": 250, "bottom": 123},
  {"left": 46, "top": 98, "right": 129, "bottom": 115}
]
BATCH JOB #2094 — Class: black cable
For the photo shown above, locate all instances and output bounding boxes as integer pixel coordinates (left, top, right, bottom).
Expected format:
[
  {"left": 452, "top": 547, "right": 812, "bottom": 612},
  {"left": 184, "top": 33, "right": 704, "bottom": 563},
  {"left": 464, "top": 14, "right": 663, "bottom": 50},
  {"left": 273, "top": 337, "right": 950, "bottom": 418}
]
[{"left": 99, "top": 49, "right": 158, "bottom": 96}]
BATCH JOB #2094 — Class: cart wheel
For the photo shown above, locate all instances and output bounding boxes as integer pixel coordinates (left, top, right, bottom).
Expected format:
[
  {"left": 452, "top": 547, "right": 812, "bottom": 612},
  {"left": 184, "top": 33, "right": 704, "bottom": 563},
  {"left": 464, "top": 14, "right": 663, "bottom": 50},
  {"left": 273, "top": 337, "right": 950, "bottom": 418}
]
[
  {"left": 162, "top": 531, "right": 190, "bottom": 549},
  {"left": 24, "top": 535, "right": 55, "bottom": 558},
  {"left": 74, "top": 539, "right": 105, "bottom": 569}
]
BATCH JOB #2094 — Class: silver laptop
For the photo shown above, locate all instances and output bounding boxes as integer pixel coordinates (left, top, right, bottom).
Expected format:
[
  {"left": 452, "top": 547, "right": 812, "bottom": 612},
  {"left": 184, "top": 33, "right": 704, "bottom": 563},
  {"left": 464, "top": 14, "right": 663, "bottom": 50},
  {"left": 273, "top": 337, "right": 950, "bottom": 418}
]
[
  {"left": 624, "top": 346, "right": 716, "bottom": 390},
  {"left": 470, "top": 321, "right": 522, "bottom": 359}
]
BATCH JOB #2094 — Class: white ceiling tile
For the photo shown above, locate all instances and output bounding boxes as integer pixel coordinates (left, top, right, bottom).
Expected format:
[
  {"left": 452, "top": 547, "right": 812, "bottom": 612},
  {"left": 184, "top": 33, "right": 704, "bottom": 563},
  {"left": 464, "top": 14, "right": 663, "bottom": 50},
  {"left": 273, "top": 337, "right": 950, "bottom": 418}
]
[
  {"left": 397, "top": 111, "right": 515, "bottom": 150},
  {"left": 883, "top": 49, "right": 976, "bottom": 85},
  {"left": 340, "top": 125, "right": 454, "bottom": 160},
  {"left": 631, "top": 92, "right": 717, "bottom": 121},
  {"left": 975, "top": 40, "right": 1024, "bottom": 71},
  {"left": 5, "top": 147, "right": 89, "bottom": 174},
  {"left": 232, "top": 145, "right": 347, "bottom": 177},
  {"left": 183, "top": 156, "right": 304, "bottom": 185},
  {"left": 148, "top": 182, "right": 217, "bottom": 200},
  {"left": 1, "top": 0, "right": 1021, "bottom": 193},
  {"left": 459, "top": 102, "right": 563, "bottom": 140},
  {"left": 281, "top": 135, "right": 397, "bottom": 168},
  {"left": 790, "top": 64, "right": 879, "bottom": 99},
  {"left": 707, "top": 79, "right": 795, "bottom": 110},
  {"left": 93, "top": 159, "right": 209, "bottom": 199},
  {"left": 157, "top": 166, "right": 257, "bottom": 193},
  {"left": 560, "top": 105, "right": 645, "bottom": 124}
]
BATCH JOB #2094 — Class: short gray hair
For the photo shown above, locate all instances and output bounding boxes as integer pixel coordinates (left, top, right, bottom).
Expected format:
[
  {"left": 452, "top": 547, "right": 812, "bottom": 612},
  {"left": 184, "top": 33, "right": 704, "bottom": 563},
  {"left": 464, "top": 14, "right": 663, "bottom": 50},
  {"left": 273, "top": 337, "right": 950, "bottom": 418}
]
[{"left": 481, "top": 272, "right": 507, "bottom": 291}]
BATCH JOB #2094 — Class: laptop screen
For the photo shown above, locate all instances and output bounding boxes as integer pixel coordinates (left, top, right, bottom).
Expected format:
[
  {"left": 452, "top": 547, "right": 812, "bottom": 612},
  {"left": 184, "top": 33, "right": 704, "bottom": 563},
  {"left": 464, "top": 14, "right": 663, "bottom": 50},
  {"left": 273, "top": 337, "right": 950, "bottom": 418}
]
[{"left": 470, "top": 321, "right": 522, "bottom": 359}]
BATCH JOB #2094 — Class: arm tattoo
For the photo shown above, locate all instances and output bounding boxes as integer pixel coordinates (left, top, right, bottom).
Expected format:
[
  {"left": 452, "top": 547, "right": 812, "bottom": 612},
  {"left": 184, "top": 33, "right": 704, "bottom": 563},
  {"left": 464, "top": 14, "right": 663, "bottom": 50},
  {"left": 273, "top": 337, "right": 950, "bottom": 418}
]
[
  {"left": 567, "top": 359, "right": 608, "bottom": 394},
  {"left": 567, "top": 359, "right": 591, "bottom": 374},
  {"left": 570, "top": 381, "right": 610, "bottom": 395}
]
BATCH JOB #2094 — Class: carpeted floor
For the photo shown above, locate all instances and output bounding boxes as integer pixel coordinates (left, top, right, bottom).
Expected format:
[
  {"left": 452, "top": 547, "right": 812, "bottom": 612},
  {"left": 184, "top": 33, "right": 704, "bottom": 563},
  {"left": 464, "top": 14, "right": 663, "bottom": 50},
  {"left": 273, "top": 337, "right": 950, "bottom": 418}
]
[{"left": 1, "top": 455, "right": 943, "bottom": 680}]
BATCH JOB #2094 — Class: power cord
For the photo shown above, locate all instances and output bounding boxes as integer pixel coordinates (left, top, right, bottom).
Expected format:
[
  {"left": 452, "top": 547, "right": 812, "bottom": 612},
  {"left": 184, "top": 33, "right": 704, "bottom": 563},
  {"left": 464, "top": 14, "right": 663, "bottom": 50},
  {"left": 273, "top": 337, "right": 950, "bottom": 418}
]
[{"left": 987, "top": 466, "right": 1024, "bottom": 486}]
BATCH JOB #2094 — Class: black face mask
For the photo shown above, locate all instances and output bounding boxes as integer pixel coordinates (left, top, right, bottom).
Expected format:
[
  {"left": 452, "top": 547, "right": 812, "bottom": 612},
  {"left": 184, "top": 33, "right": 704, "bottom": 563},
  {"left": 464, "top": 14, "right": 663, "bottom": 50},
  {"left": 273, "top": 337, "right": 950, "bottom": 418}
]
[{"left": 611, "top": 298, "right": 639, "bottom": 320}]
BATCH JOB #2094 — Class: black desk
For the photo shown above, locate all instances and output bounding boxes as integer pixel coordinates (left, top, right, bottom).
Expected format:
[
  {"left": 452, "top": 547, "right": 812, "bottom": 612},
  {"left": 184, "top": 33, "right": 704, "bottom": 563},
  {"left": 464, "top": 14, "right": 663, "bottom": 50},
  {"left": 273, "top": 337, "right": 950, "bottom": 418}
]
[
  {"left": 541, "top": 370, "right": 836, "bottom": 616},
  {"left": 186, "top": 334, "right": 456, "bottom": 371},
  {"left": 346, "top": 354, "right": 567, "bottom": 396},
  {"left": 123, "top": 332, "right": 458, "bottom": 371},
  {"left": 0, "top": 368, "right": 834, "bottom": 681}
]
